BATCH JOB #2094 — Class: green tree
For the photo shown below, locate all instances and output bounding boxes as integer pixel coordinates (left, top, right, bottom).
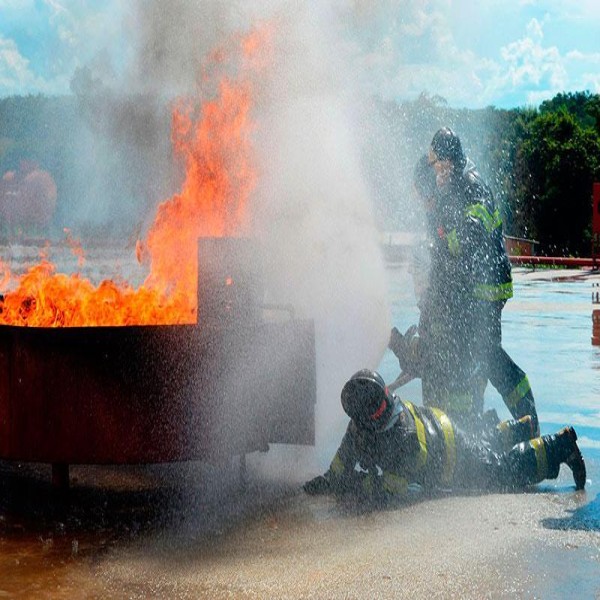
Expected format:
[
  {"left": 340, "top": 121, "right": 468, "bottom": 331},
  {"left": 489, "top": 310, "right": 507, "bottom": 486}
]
[
  {"left": 539, "top": 92, "right": 596, "bottom": 129},
  {"left": 520, "top": 109, "right": 600, "bottom": 255}
]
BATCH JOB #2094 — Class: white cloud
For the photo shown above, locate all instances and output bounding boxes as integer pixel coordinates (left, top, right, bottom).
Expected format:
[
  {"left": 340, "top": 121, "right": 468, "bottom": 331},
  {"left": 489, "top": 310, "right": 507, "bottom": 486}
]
[
  {"left": 0, "top": 36, "right": 48, "bottom": 94},
  {"left": 1, "top": 0, "right": 600, "bottom": 106},
  {"left": 472, "top": 16, "right": 599, "bottom": 106},
  {"left": 0, "top": 1, "right": 131, "bottom": 96},
  {"left": 566, "top": 49, "right": 600, "bottom": 63},
  {"left": 499, "top": 19, "right": 566, "bottom": 88},
  {"left": 541, "top": 411, "right": 600, "bottom": 429},
  {"left": 340, "top": 1, "right": 499, "bottom": 106},
  {"left": 524, "top": 89, "right": 558, "bottom": 105},
  {"left": 511, "top": 0, "right": 600, "bottom": 20},
  {"left": 549, "top": 0, "right": 600, "bottom": 21},
  {"left": 43, "top": 0, "right": 68, "bottom": 16},
  {"left": 577, "top": 435, "right": 600, "bottom": 450},
  {"left": 581, "top": 73, "right": 600, "bottom": 93},
  {"left": 0, "top": 0, "right": 34, "bottom": 8},
  {"left": 340, "top": 1, "right": 600, "bottom": 108}
]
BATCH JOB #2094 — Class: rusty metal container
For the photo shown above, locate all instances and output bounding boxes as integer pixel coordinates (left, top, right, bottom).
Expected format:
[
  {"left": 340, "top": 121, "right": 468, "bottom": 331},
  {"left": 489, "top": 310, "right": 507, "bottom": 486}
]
[{"left": 0, "top": 238, "right": 316, "bottom": 468}]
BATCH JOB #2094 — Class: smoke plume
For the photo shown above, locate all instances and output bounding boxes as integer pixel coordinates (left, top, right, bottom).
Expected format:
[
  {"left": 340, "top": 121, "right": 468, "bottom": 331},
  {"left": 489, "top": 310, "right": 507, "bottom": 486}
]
[
  {"left": 67, "top": 1, "right": 393, "bottom": 466},
  {"left": 124, "top": 1, "right": 391, "bottom": 458}
]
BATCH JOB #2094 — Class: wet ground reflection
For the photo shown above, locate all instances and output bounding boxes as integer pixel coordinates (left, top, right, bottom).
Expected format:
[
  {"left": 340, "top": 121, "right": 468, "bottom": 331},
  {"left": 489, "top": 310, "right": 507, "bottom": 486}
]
[
  {"left": 541, "top": 492, "right": 600, "bottom": 532},
  {"left": 2, "top": 268, "right": 600, "bottom": 598},
  {"left": 0, "top": 459, "right": 283, "bottom": 598}
]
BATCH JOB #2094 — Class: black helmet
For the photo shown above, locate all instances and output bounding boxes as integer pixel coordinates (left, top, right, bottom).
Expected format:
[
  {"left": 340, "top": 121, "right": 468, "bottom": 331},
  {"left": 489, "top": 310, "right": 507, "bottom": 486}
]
[
  {"left": 430, "top": 127, "right": 466, "bottom": 169},
  {"left": 341, "top": 369, "right": 393, "bottom": 430},
  {"left": 413, "top": 154, "right": 437, "bottom": 200}
]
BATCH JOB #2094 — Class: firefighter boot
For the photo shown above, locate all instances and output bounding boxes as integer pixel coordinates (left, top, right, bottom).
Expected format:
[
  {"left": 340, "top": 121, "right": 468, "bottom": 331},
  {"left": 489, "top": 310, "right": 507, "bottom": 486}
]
[
  {"left": 544, "top": 427, "right": 586, "bottom": 490},
  {"left": 497, "top": 415, "right": 536, "bottom": 451}
]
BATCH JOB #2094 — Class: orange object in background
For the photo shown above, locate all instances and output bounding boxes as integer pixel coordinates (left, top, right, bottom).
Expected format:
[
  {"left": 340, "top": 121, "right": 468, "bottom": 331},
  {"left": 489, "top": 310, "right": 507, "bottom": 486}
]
[
  {"left": 592, "top": 282, "right": 600, "bottom": 346},
  {"left": 0, "top": 163, "right": 57, "bottom": 231},
  {"left": 591, "top": 184, "right": 600, "bottom": 346},
  {"left": 592, "top": 182, "right": 600, "bottom": 268},
  {"left": 592, "top": 182, "right": 600, "bottom": 235}
]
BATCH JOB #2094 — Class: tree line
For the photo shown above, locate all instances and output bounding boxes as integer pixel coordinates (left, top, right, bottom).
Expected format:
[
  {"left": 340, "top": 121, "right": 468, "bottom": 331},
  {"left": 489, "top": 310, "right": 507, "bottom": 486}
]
[
  {"left": 1, "top": 90, "right": 600, "bottom": 255},
  {"left": 0, "top": 89, "right": 173, "bottom": 241}
]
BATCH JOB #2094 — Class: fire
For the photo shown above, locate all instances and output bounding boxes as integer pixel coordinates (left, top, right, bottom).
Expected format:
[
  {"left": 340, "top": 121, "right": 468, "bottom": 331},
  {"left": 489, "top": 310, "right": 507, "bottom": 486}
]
[{"left": 0, "top": 25, "right": 273, "bottom": 328}]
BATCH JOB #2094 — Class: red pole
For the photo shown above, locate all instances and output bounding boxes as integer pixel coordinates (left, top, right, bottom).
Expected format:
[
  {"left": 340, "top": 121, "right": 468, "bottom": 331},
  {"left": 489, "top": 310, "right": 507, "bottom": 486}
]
[{"left": 510, "top": 256, "right": 597, "bottom": 268}]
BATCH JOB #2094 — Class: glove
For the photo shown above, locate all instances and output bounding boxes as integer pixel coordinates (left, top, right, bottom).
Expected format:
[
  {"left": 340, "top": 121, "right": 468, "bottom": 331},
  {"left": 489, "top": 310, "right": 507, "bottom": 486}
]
[
  {"left": 351, "top": 472, "right": 407, "bottom": 505},
  {"left": 303, "top": 475, "right": 331, "bottom": 495},
  {"left": 389, "top": 326, "right": 405, "bottom": 358},
  {"left": 389, "top": 325, "right": 420, "bottom": 374}
]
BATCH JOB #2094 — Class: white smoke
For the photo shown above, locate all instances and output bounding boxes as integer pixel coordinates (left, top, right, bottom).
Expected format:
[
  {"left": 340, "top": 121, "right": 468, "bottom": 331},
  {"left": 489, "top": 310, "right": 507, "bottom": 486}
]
[
  {"left": 111, "top": 0, "right": 393, "bottom": 465},
  {"left": 68, "top": 0, "right": 391, "bottom": 474},
  {"left": 249, "top": 5, "right": 392, "bottom": 454}
]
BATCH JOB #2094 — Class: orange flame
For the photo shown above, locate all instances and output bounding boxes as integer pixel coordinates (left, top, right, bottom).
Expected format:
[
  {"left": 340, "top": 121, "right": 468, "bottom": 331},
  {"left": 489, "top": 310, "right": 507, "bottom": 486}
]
[
  {"left": 63, "top": 228, "right": 86, "bottom": 268},
  {"left": 0, "top": 24, "right": 273, "bottom": 328}
]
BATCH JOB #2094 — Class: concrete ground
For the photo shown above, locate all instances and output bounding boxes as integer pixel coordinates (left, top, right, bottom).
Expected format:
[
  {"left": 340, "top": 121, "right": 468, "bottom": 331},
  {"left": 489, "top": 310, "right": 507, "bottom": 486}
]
[
  {"left": 0, "top": 450, "right": 598, "bottom": 599},
  {"left": 1, "top": 266, "right": 600, "bottom": 599}
]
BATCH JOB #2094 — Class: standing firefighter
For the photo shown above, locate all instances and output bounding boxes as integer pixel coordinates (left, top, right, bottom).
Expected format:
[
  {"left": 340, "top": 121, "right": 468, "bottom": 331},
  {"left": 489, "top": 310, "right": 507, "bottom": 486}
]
[
  {"left": 304, "top": 371, "right": 586, "bottom": 502},
  {"left": 396, "top": 128, "right": 538, "bottom": 431},
  {"left": 391, "top": 153, "right": 477, "bottom": 413}
]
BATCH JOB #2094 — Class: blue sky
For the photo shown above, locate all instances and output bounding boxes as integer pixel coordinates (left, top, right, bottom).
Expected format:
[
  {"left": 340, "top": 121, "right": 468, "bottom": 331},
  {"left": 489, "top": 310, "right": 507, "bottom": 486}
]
[{"left": 1, "top": 0, "right": 599, "bottom": 109}]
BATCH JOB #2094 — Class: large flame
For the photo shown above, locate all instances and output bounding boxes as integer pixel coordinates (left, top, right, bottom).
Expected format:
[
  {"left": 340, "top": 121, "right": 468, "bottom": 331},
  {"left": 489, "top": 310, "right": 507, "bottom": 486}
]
[{"left": 0, "top": 25, "right": 272, "bottom": 328}]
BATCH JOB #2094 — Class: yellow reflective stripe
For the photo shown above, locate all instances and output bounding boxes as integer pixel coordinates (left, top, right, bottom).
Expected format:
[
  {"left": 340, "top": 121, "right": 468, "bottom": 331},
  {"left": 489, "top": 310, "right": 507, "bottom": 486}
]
[
  {"left": 530, "top": 437, "right": 548, "bottom": 480},
  {"left": 404, "top": 401, "right": 428, "bottom": 469},
  {"left": 382, "top": 472, "right": 409, "bottom": 496},
  {"left": 447, "top": 228, "right": 460, "bottom": 256},
  {"left": 330, "top": 453, "right": 345, "bottom": 476},
  {"left": 473, "top": 281, "right": 514, "bottom": 301},
  {"left": 506, "top": 376, "right": 531, "bottom": 409},
  {"left": 466, "top": 204, "right": 502, "bottom": 232},
  {"left": 431, "top": 408, "right": 456, "bottom": 485},
  {"left": 361, "top": 473, "right": 374, "bottom": 496},
  {"left": 497, "top": 420, "right": 510, "bottom": 433}
]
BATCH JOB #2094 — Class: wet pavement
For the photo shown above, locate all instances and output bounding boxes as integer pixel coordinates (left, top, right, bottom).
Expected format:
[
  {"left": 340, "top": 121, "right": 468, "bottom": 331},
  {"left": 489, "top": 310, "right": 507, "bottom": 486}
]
[
  {"left": 1, "top": 447, "right": 598, "bottom": 599},
  {"left": 1, "top": 267, "right": 600, "bottom": 598}
]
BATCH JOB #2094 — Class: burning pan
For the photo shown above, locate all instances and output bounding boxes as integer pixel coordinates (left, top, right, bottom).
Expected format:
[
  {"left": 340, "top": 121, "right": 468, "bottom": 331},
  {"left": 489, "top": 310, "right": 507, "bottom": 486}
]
[{"left": 0, "top": 238, "right": 316, "bottom": 468}]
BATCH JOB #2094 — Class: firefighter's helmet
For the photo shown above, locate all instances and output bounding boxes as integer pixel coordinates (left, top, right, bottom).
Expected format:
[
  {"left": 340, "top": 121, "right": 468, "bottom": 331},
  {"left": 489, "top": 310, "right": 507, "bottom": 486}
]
[
  {"left": 341, "top": 369, "right": 393, "bottom": 430},
  {"left": 430, "top": 127, "right": 466, "bottom": 169}
]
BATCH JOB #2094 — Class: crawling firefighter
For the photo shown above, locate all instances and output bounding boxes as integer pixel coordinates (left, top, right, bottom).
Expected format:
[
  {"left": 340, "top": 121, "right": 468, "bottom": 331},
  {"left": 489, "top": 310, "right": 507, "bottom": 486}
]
[{"left": 304, "top": 370, "right": 586, "bottom": 502}]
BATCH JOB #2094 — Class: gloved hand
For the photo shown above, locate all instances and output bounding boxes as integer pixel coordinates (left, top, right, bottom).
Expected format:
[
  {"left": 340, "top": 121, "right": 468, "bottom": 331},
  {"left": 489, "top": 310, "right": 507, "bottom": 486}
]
[
  {"left": 389, "top": 325, "right": 420, "bottom": 374},
  {"left": 303, "top": 475, "right": 331, "bottom": 495},
  {"left": 352, "top": 472, "right": 407, "bottom": 505},
  {"left": 389, "top": 326, "right": 405, "bottom": 357}
]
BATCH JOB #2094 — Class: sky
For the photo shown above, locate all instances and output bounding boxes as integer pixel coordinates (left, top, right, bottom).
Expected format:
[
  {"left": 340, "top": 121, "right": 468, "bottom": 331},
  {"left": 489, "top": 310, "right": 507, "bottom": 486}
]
[{"left": 0, "top": 0, "right": 600, "bottom": 108}]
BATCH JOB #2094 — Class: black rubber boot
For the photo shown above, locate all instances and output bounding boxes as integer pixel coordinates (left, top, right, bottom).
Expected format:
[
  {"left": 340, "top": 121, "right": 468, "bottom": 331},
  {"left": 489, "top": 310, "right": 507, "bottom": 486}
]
[
  {"left": 545, "top": 427, "right": 586, "bottom": 490},
  {"left": 563, "top": 428, "right": 587, "bottom": 490}
]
